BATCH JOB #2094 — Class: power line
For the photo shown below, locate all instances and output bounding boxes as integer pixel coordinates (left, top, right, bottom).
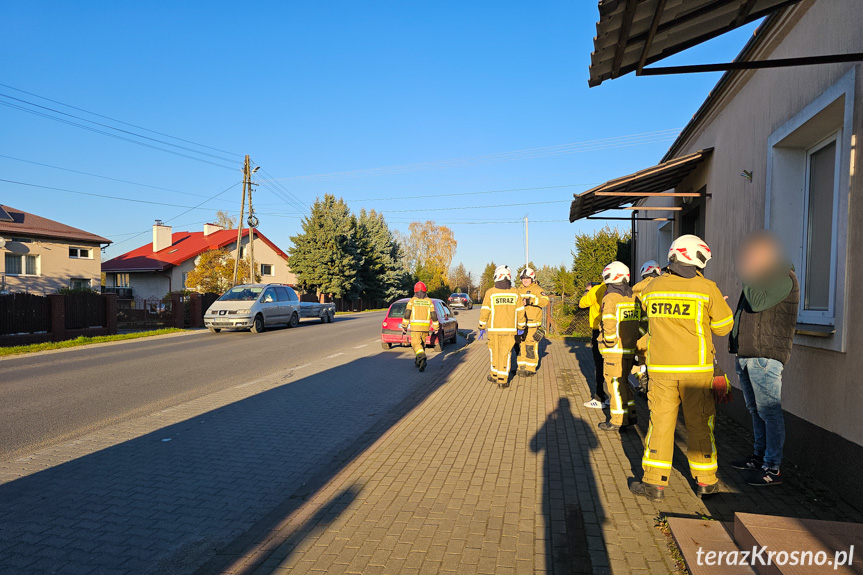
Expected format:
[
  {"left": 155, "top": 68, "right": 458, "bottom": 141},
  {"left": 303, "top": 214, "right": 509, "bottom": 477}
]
[
  {"left": 339, "top": 183, "right": 600, "bottom": 203},
  {"left": 0, "top": 178, "right": 239, "bottom": 211},
  {"left": 260, "top": 199, "right": 570, "bottom": 216},
  {"left": 256, "top": 129, "right": 681, "bottom": 183},
  {"left": 0, "top": 99, "right": 237, "bottom": 171},
  {"left": 0, "top": 153, "right": 215, "bottom": 198},
  {"left": 0, "top": 83, "right": 242, "bottom": 158}
]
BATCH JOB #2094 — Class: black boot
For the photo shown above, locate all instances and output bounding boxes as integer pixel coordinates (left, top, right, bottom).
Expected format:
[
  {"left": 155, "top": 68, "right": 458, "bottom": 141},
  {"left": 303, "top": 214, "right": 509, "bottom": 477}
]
[
  {"left": 487, "top": 374, "right": 496, "bottom": 383},
  {"left": 598, "top": 422, "right": 620, "bottom": 432},
  {"left": 629, "top": 481, "right": 665, "bottom": 501},
  {"left": 414, "top": 355, "right": 421, "bottom": 368},
  {"left": 697, "top": 482, "right": 720, "bottom": 496},
  {"left": 418, "top": 355, "right": 427, "bottom": 372}
]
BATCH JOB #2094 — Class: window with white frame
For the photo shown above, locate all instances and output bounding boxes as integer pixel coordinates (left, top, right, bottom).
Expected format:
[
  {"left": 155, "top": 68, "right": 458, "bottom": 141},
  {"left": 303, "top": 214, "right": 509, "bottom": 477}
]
[
  {"left": 114, "top": 273, "right": 130, "bottom": 288},
  {"left": 182, "top": 272, "right": 190, "bottom": 288},
  {"left": 765, "top": 69, "right": 854, "bottom": 351},
  {"left": 70, "top": 278, "right": 91, "bottom": 290},
  {"left": 260, "top": 263, "right": 274, "bottom": 276},
  {"left": 69, "top": 247, "right": 92, "bottom": 259},
  {"left": 5, "top": 253, "right": 39, "bottom": 276}
]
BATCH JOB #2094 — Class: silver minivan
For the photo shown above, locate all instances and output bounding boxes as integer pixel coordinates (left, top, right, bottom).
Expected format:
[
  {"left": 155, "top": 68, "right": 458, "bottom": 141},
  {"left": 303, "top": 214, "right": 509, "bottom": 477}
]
[{"left": 204, "top": 284, "right": 335, "bottom": 333}]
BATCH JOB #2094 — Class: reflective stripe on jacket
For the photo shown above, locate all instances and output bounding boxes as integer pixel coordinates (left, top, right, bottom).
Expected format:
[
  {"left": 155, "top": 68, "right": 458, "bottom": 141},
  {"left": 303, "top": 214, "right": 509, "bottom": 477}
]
[
  {"left": 478, "top": 287, "right": 527, "bottom": 334},
  {"left": 402, "top": 297, "right": 439, "bottom": 331},
  {"left": 599, "top": 292, "right": 644, "bottom": 357},
  {"left": 640, "top": 273, "right": 734, "bottom": 374},
  {"left": 516, "top": 283, "right": 549, "bottom": 328}
]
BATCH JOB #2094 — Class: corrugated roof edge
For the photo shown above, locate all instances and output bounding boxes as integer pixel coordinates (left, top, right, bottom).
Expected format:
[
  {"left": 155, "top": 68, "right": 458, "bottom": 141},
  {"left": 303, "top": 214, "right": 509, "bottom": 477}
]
[{"left": 660, "top": 9, "right": 790, "bottom": 162}]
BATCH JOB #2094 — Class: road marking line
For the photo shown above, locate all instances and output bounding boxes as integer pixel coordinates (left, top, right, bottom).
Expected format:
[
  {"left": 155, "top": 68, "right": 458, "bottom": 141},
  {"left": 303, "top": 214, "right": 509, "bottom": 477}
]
[
  {"left": 353, "top": 344, "right": 368, "bottom": 349},
  {"left": 326, "top": 352, "right": 344, "bottom": 359},
  {"left": 294, "top": 363, "right": 311, "bottom": 370}
]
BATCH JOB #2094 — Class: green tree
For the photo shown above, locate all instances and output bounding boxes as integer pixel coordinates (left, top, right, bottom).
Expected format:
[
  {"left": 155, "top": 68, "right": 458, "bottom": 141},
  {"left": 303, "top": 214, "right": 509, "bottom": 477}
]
[
  {"left": 571, "top": 225, "right": 631, "bottom": 291},
  {"left": 479, "top": 261, "right": 496, "bottom": 300},
  {"left": 535, "top": 265, "right": 557, "bottom": 292},
  {"left": 448, "top": 262, "right": 474, "bottom": 293},
  {"left": 288, "top": 195, "right": 361, "bottom": 298},
  {"left": 355, "top": 209, "right": 411, "bottom": 303}
]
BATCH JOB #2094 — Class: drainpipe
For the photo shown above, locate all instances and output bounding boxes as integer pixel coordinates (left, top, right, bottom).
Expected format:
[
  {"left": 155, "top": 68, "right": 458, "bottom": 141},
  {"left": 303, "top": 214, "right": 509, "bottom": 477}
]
[{"left": 631, "top": 210, "right": 637, "bottom": 286}]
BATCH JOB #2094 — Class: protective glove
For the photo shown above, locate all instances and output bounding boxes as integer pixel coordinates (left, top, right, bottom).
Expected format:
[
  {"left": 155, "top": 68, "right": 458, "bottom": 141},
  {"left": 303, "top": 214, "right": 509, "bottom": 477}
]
[
  {"left": 712, "top": 364, "right": 733, "bottom": 404},
  {"left": 517, "top": 329, "right": 525, "bottom": 336},
  {"left": 478, "top": 329, "right": 486, "bottom": 340},
  {"left": 401, "top": 323, "right": 408, "bottom": 334}
]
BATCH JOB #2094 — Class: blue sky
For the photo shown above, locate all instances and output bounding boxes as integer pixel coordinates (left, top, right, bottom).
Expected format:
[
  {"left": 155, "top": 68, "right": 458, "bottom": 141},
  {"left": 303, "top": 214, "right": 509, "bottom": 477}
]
[{"left": 2, "top": 2, "right": 760, "bottom": 279}]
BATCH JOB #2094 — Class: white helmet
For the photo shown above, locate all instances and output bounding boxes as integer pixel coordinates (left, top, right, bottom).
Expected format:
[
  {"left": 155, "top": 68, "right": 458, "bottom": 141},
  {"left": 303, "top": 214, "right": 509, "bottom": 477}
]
[
  {"left": 602, "top": 261, "right": 630, "bottom": 284},
  {"left": 639, "top": 260, "right": 661, "bottom": 278},
  {"left": 668, "top": 234, "right": 712, "bottom": 269},
  {"left": 493, "top": 265, "right": 512, "bottom": 283},
  {"left": 520, "top": 267, "right": 536, "bottom": 280}
]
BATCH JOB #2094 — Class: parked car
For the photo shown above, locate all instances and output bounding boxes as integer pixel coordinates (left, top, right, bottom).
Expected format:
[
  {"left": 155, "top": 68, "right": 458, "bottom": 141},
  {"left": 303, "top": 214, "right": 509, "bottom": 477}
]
[
  {"left": 204, "top": 284, "right": 336, "bottom": 333},
  {"left": 380, "top": 298, "right": 459, "bottom": 351},
  {"left": 447, "top": 293, "right": 473, "bottom": 310}
]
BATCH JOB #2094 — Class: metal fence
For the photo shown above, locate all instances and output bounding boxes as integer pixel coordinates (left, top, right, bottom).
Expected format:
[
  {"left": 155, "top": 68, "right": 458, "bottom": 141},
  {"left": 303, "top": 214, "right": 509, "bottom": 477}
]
[
  {"left": 0, "top": 293, "right": 51, "bottom": 335},
  {"left": 64, "top": 291, "right": 106, "bottom": 330},
  {"left": 545, "top": 296, "right": 592, "bottom": 339},
  {"left": 117, "top": 298, "right": 173, "bottom": 331}
]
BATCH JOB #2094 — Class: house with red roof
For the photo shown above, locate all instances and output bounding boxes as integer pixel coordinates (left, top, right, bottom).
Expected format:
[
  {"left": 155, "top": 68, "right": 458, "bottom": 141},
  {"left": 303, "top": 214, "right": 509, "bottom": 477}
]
[
  {"left": 101, "top": 221, "right": 295, "bottom": 301},
  {"left": 0, "top": 204, "right": 111, "bottom": 294}
]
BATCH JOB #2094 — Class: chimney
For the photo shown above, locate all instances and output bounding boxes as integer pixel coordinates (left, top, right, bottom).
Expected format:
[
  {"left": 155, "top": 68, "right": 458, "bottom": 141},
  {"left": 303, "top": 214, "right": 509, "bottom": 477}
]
[
  {"left": 203, "top": 223, "right": 225, "bottom": 236},
  {"left": 152, "top": 221, "right": 172, "bottom": 252}
]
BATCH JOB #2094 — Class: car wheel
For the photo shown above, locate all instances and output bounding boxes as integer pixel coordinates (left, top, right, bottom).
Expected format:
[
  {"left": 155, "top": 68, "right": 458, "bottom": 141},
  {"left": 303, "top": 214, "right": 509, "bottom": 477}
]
[
  {"left": 288, "top": 312, "right": 299, "bottom": 328},
  {"left": 251, "top": 314, "right": 265, "bottom": 333},
  {"left": 208, "top": 327, "right": 221, "bottom": 333},
  {"left": 381, "top": 342, "right": 391, "bottom": 350},
  {"left": 320, "top": 315, "right": 327, "bottom": 324},
  {"left": 327, "top": 312, "right": 334, "bottom": 323}
]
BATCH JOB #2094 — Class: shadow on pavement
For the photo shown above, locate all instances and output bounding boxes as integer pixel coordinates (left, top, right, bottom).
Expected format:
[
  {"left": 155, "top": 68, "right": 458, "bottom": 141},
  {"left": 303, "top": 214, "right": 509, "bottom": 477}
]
[
  {"left": 0, "top": 336, "right": 470, "bottom": 575},
  {"left": 531, "top": 397, "right": 607, "bottom": 574}
]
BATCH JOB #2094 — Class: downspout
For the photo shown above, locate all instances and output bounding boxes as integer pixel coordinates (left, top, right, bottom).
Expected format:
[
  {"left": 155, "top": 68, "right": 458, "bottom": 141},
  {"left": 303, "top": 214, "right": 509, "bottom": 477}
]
[{"left": 631, "top": 209, "right": 637, "bottom": 286}]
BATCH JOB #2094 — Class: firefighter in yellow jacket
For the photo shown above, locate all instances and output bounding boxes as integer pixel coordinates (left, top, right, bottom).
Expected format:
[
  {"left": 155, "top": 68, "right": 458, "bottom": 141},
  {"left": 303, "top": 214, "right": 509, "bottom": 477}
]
[
  {"left": 630, "top": 235, "right": 734, "bottom": 501},
  {"left": 515, "top": 267, "right": 549, "bottom": 377},
  {"left": 631, "top": 260, "right": 663, "bottom": 390},
  {"left": 478, "top": 265, "right": 526, "bottom": 388},
  {"left": 401, "top": 281, "right": 439, "bottom": 372},
  {"left": 598, "top": 261, "right": 643, "bottom": 431}
]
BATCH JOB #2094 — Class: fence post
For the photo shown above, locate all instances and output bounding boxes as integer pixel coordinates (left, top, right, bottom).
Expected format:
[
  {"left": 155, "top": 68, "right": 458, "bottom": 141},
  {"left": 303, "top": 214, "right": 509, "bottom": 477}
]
[
  {"left": 189, "top": 293, "right": 203, "bottom": 328},
  {"left": 170, "top": 292, "right": 184, "bottom": 329},
  {"left": 103, "top": 293, "right": 118, "bottom": 335},
  {"left": 49, "top": 294, "right": 66, "bottom": 342}
]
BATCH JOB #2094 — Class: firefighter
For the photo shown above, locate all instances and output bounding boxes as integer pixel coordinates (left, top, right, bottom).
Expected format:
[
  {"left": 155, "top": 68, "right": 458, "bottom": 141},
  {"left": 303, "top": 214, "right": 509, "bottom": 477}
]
[
  {"left": 630, "top": 235, "right": 734, "bottom": 501},
  {"left": 632, "top": 260, "right": 663, "bottom": 391},
  {"left": 597, "top": 261, "right": 643, "bottom": 431},
  {"left": 516, "top": 267, "right": 549, "bottom": 377},
  {"left": 401, "top": 281, "right": 439, "bottom": 372},
  {"left": 478, "top": 265, "right": 527, "bottom": 388},
  {"left": 579, "top": 281, "right": 609, "bottom": 408}
]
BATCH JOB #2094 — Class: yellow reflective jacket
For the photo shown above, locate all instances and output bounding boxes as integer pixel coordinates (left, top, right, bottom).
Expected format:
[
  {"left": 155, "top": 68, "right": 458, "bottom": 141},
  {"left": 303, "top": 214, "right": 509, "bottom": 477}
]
[
  {"left": 516, "top": 282, "right": 549, "bottom": 328},
  {"left": 640, "top": 272, "right": 734, "bottom": 374},
  {"left": 402, "top": 296, "right": 439, "bottom": 331},
  {"left": 632, "top": 275, "right": 657, "bottom": 298},
  {"left": 479, "top": 287, "right": 527, "bottom": 334},
  {"left": 578, "top": 283, "right": 607, "bottom": 330},
  {"left": 599, "top": 290, "right": 644, "bottom": 357}
]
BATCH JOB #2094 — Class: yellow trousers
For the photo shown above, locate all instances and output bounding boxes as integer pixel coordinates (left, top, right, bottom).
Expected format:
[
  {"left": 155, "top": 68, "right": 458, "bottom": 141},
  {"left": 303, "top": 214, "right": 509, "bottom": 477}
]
[
  {"left": 410, "top": 331, "right": 428, "bottom": 356},
  {"left": 642, "top": 374, "right": 717, "bottom": 486},
  {"left": 488, "top": 334, "right": 514, "bottom": 383},
  {"left": 603, "top": 355, "right": 636, "bottom": 426},
  {"left": 516, "top": 327, "right": 541, "bottom": 373}
]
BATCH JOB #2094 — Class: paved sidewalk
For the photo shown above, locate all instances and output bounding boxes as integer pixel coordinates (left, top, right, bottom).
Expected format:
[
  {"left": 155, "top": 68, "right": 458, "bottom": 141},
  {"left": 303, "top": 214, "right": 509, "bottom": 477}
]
[
  {"left": 3, "top": 334, "right": 859, "bottom": 574},
  {"left": 197, "top": 338, "right": 860, "bottom": 575}
]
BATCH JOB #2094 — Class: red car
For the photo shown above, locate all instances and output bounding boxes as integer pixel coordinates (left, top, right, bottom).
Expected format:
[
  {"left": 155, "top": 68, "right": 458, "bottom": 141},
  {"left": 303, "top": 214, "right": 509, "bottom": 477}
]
[{"left": 381, "top": 298, "right": 459, "bottom": 351}]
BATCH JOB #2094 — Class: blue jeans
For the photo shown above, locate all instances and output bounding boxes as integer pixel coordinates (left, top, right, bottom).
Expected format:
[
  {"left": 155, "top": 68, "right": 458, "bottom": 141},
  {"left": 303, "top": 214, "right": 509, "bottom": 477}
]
[{"left": 736, "top": 357, "right": 785, "bottom": 468}]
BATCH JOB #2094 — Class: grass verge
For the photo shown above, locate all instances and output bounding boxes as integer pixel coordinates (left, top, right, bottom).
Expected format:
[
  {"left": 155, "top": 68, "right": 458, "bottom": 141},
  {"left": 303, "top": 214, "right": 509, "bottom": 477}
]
[{"left": 0, "top": 328, "right": 187, "bottom": 357}]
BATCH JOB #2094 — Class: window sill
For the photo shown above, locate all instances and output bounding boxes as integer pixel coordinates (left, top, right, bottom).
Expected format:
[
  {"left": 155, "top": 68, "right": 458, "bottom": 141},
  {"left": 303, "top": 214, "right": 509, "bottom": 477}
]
[{"left": 795, "top": 323, "right": 835, "bottom": 338}]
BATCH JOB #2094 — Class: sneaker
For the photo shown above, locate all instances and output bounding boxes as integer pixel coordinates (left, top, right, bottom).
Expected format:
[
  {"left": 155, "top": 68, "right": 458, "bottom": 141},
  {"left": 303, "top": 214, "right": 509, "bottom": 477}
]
[
  {"left": 598, "top": 422, "right": 620, "bottom": 432},
  {"left": 747, "top": 467, "right": 782, "bottom": 486},
  {"left": 730, "top": 455, "right": 763, "bottom": 471},
  {"left": 583, "top": 399, "right": 603, "bottom": 409},
  {"left": 697, "top": 482, "right": 720, "bottom": 496},
  {"left": 629, "top": 481, "right": 665, "bottom": 501}
]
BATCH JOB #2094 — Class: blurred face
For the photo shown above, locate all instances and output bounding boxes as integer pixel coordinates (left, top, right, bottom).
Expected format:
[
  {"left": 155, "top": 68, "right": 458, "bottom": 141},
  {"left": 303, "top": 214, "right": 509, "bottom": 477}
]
[
  {"left": 737, "top": 232, "right": 784, "bottom": 283},
  {"left": 521, "top": 277, "right": 532, "bottom": 287}
]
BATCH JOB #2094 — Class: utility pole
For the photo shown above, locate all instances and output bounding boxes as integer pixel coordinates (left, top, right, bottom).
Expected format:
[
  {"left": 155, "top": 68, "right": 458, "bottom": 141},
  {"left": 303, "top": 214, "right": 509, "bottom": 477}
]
[
  {"left": 524, "top": 214, "right": 529, "bottom": 270},
  {"left": 231, "top": 156, "right": 249, "bottom": 287}
]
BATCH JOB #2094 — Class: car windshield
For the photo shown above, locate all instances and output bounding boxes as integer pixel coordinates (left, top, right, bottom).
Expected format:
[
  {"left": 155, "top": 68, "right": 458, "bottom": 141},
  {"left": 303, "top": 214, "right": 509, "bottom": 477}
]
[
  {"left": 388, "top": 302, "right": 407, "bottom": 318},
  {"left": 218, "top": 286, "right": 264, "bottom": 301}
]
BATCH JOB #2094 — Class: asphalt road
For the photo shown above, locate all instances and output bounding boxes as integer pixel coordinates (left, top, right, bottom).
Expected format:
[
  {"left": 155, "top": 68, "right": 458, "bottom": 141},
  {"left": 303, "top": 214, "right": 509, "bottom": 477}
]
[{"left": 0, "top": 310, "right": 472, "bottom": 459}]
